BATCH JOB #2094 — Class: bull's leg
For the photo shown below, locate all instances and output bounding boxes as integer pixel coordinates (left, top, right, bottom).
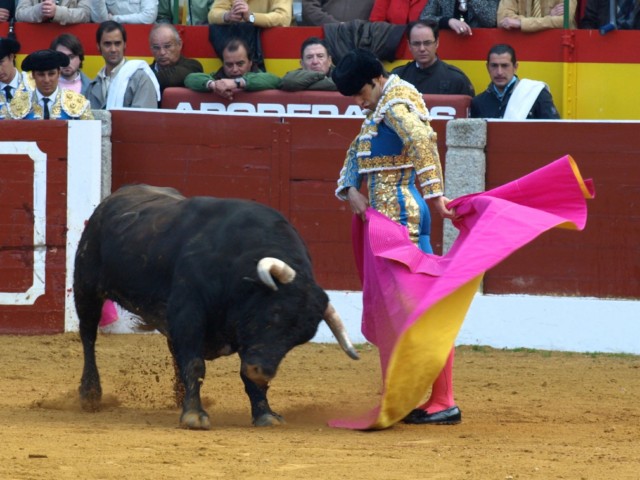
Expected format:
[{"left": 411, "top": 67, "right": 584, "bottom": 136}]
[
  {"left": 166, "top": 338, "right": 186, "bottom": 408},
  {"left": 76, "top": 293, "right": 103, "bottom": 412},
  {"left": 240, "top": 372, "right": 284, "bottom": 427},
  {"left": 167, "top": 306, "right": 211, "bottom": 430}
]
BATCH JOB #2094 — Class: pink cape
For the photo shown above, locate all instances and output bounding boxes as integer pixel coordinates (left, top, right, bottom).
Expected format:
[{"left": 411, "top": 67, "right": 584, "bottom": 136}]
[{"left": 329, "top": 155, "right": 595, "bottom": 430}]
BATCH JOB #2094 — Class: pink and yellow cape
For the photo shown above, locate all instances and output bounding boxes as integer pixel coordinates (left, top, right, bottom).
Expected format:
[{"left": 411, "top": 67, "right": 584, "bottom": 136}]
[{"left": 329, "top": 155, "right": 595, "bottom": 430}]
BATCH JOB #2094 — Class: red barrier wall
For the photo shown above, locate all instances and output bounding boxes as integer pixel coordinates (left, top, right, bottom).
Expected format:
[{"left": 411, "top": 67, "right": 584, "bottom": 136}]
[
  {"left": 484, "top": 121, "right": 639, "bottom": 299},
  {"left": 110, "top": 111, "right": 639, "bottom": 299},
  {"left": 0, "top": 122, "right": 69, "bottom": 334}
]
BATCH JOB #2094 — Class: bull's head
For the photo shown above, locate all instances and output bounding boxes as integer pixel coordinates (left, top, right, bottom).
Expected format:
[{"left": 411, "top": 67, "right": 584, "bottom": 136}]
[{"left": 256, "top": 257, "right": 359, "bottom": 360}]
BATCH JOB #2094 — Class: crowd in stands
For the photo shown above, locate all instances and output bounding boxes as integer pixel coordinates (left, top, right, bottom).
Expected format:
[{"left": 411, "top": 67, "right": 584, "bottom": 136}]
[{"left": 0, "top": 0, "right": 638, "bottom": 121}]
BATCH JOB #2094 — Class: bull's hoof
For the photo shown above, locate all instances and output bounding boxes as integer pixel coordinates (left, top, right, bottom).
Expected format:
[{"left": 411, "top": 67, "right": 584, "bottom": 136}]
[
  {"left": 180, "top": 410, "right": 211, "bottom": 430},
  {"left": 79, "top": 387, "right": 102, "bottom": 412},
  {"left": 253, "top": 412, "right": 285, "bottom": 427}
]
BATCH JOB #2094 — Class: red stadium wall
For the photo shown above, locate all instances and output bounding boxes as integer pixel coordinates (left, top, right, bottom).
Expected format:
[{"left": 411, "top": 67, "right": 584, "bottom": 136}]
[
  {"left": 483, "top": 122, "right": 638, "bottom": 299},
  {"left": 0, "top": 123, "right": 69, "bottom": 334},
  {"left": 110, "top": 110, "right": 640, "bottom": 299}
]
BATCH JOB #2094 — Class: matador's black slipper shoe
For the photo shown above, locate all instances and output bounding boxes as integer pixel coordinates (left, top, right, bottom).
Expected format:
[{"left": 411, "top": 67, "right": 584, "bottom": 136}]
[{"left": 402, "top": 406, "right": 462, "bottom": 425}]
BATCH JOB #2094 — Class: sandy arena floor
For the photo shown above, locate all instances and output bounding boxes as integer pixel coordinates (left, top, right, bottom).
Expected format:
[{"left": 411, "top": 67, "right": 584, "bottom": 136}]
[{"left": 1, "top": 333, "right": 638, "bottom": 479}]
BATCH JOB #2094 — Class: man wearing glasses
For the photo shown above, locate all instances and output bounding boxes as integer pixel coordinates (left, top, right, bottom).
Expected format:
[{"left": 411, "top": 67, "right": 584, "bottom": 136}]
[
  {"left": 391, "top": 19, "right": 475, "bottom": 96},
  {"left": 149, "top": 23, "right": 203, "bottom": 92}
]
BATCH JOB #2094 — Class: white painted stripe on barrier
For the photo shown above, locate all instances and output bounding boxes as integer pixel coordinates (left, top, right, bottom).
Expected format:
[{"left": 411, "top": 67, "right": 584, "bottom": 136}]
[
  {"left": 0, "top": 142, "right": 47, "bottom": 305},
  {"left": 65, "top": 121, "right": 104, "bottom": 332}
]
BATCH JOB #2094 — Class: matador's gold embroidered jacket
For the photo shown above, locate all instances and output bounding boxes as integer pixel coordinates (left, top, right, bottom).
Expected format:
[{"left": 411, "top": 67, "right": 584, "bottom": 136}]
[
  {"left": 335, "top": 74, "right": 444, "bottom": 248},
  {"left": 7, "top": 88, "right": 93, "bottom": 120}
]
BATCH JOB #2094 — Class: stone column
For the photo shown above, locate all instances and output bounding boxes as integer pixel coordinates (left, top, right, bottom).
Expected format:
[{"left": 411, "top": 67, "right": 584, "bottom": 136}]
[{"left": 442, "top": 118, "right": 487, "bottom": 253}]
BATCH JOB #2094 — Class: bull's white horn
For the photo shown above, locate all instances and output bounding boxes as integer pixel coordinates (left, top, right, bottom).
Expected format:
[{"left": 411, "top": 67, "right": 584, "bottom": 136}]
[
  {"left": 256, "top": 257, "right": 296, "bottom": 291},
  {"left": 323, "top": 303, "right": 360, "bottom": 360}
]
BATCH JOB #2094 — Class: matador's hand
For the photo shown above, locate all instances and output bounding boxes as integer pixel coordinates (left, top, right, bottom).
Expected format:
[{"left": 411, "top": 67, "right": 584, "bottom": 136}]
[{"left": 346, "top": 188, "right": 369, "bottom": 221}]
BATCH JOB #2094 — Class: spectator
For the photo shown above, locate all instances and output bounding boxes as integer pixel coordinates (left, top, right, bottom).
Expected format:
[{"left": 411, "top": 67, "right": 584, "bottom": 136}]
[
  {"left": 8, "top": 49, "right": 92, "bottom": 120},
  {"left": 281, "top": 36, "right": 336, "bottom": 91},
  {"left": 0, "top": 36, "right": 31, "bottom": 109},
  {"left": 149, "top": 24, "right": 204, "bottom": 92},
  {"left": 208, "top": 0, "right": 292, "bottom": 26},
  {"left": 391, "top": 19, "right": 475, "bottom": 95},
  {"left": 16, "top": 0, "right": 90, "bottom": 23},
  {"left": 470, "top": 43, "right": 560, "bottom": 119},
  {"left": 185, "top": 37, "right": 280, "bottom": 99},
  {"left": 50, "top": 33, "right": 91, "bottom": 97},
  {"left": 90, "top": 0, "right": 158, "bottom": 24},
  {"left": 157, "top": 0, "right": 213, "bottom": 24},
  {"left": 580, "top": 0, "right": 640, "bottom": 30},
  {"left": 87, "top": 21, "right": 160, "bottom": 110},
  {"left": 0, "top": 0, "right": 16, "bottom": 22},
  {"left": 369, "top": 0, "right": 427, "bottom": 24},
  {"left": 421, "top": 0, "right": 500, "bottom": 35},
  {"left": 497, "top": 0, "right": 577, "bottom": 31},
  {"left": 301, "top": 0, "right": 374, "bottom": 25}
]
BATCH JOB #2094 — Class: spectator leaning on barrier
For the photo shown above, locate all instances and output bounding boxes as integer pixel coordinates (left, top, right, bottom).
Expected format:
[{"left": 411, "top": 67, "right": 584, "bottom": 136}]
[
  {"left": 0, "top": 36, "right": 32, "bottom": 117},
  {"left": 7, "top": 49, "right": 93, "bottom": 120},
  {"left": 50, "top": 33, "right": 91, "bottom": 97},
  {"left": 281, "top": 36, "right": 336, "bottom": 91},
  {"left": 470, "top": 43, "right": 560, "bottom": 119},
  {"left": 184, "top": 37, "right": 280, "bottom": 99},
  {"left": 149, "top": 24, "right": 204, "bottom": 92},
  {"left": 208, "top": 0, "right": 292, "bottom": 26},
  {"left": 497, "top": 0, "right": 577, "bottom": 31},
  {"left": 87, "top": 21, "right": 160, "bottom": 110},
  {"left": 391, "top": 19, "right": 475, "bottom": 96},
  {"left": 421, "top": 0, "right": 500, "bottom": 35},
  {"left": 301, "top": 0, "right": 374, "bottom": 25},
  {"left": 16, "top": 0, "right": 90, "bottom": 24},
  {"left": 90, "top": 0, "right": 158, "bottom": 24},
  {"left": 369, "top": 0, "right": 427, "bottom": 24}
]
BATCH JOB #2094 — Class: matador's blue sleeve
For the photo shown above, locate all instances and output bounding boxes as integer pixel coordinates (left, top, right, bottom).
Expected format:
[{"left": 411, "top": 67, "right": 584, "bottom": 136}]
[{"left": 335, "top": 137, "right": 363, "bottom": 200}]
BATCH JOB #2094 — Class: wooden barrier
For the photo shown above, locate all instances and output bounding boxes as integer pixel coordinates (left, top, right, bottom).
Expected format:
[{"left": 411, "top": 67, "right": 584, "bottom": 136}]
[
  {"left": 0, "top": 121, "right": 102, "bottom": 334},
  {"left": 110, "top": 110, "right": 640, "bottom": 299},
  {"left": 160, "top": 88, "right": 472, "bottom": 120}
]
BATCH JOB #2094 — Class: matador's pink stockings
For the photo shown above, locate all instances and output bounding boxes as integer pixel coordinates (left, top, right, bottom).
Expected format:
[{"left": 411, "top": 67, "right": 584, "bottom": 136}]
[{"left": 418, "top": 347, "right": 455, "bottom": 413}]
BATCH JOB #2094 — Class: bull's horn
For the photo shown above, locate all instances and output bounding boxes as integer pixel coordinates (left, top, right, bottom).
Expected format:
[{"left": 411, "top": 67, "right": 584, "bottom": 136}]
[
  {"left": 256, "top": 257, "right": 296, "bottom": 291},
  {"left": 323, "top": 303, "right": 360, "bottom": 360}
]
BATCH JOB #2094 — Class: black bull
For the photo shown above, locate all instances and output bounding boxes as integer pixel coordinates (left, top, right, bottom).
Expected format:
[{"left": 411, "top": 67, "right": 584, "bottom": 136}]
[{"left": 74, "top": 185, "right": 359, "bottom": 429}]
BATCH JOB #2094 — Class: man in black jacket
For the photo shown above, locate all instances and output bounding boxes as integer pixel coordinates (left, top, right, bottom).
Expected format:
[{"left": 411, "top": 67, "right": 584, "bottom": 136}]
[
  {"left": 391, "top": 19, "right": 475, "bottom": 96},
  {"left": 470, "top": 43, "right": 560, "bottom": 119}
]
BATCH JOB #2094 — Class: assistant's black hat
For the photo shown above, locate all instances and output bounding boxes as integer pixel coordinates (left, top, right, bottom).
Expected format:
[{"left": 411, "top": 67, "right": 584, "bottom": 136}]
[
  {"left": 331, "top": 49, "right": 384, "bottom": 97},
  {"left": 0, "top": 36, "right": 20, "bottom": 60},
  {"left": 21, "top": 49, "right": 70, "bottom": 72}
]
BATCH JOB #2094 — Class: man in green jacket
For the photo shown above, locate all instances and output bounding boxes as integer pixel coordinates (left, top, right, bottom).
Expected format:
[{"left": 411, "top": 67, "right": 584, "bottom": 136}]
[
  {"left": 184, "top": 38, "right": 280, "bottom": 100},
  {"left": 281, "top": 36, "right": 336, "bottom": 92}
]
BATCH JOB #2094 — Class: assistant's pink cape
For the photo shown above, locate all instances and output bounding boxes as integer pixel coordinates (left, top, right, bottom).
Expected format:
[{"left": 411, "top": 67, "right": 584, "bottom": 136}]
[{"left": 329, "top": 155, "right": 594, "bottom": 430}]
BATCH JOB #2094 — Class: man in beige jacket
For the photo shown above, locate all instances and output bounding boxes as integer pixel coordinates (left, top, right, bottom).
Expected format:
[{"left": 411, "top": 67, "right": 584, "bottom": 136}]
[
  {"left": 497, "top": 0, "right": 577, "bottom": 31},
  {"left": 16, "top": 0, "right": 90, "bottom": 24}
]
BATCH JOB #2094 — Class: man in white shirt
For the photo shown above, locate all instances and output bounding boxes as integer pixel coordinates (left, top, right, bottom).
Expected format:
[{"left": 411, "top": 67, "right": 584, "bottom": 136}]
[{"left": 86, "top": 20, "right": 160, "bottom": 110}]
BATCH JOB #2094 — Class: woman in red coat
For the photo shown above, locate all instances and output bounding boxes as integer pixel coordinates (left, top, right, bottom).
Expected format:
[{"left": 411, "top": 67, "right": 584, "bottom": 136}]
[{"left": 369, "top": 0, "right": 428, "bottom": 24}]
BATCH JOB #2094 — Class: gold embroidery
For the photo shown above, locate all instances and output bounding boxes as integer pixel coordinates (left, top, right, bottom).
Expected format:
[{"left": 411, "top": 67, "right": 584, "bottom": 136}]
[
  {"left": 61, "top": 90, "right": 89, "bottom": 118},
  {"left": 369, "top": 170, "right": 422, "bottom": 243},
  {"left": 7, "top": 91, "right": 31, "bottom": 119},
  {"left": 357, "top": 154, "right": 412, "bottom": 172}
]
